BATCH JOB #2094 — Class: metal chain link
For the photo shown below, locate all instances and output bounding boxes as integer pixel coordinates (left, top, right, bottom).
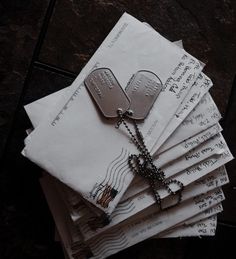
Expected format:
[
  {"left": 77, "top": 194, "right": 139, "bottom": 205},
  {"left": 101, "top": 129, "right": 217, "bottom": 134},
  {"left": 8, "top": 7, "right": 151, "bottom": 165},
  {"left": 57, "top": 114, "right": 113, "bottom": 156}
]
[{"left": 116, "top": 109, "right": 184, "bottom": 210}]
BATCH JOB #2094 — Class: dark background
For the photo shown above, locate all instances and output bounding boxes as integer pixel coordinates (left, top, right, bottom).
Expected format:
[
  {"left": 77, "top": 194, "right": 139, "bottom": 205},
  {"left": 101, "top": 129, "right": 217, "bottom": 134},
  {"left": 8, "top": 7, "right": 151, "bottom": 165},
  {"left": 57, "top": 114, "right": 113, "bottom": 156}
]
[{"left": 0, "top": 0, "right": 236, "bottom": 258}]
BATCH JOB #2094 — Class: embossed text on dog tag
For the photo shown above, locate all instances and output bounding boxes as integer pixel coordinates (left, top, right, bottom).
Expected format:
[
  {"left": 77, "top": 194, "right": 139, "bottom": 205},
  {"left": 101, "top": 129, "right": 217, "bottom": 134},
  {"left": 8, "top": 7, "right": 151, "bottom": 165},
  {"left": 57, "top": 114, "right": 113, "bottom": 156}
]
[
  {"left": 125, "top": 70, "right": 163, "bottom": 120},
  {"left": 84, "top": 68, "right": 130, "bottom": 118}
]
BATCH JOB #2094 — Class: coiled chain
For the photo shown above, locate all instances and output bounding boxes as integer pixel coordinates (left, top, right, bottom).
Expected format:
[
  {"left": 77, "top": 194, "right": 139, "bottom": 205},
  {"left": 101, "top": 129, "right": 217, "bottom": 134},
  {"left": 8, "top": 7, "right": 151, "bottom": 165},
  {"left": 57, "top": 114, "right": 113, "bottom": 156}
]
[{"left": 116, "top": 108, "right": 184, "bottom": 210}]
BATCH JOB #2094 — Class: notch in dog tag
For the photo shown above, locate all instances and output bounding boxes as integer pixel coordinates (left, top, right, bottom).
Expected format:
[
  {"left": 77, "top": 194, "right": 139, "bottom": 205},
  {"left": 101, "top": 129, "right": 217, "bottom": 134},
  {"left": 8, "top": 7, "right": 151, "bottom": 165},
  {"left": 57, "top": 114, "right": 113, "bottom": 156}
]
[
  {"left": 84, "top": 68, "right": 130, "bottom": 118},
  {"left": 125, "top": 70, "right": 163, "bottom": 120}
]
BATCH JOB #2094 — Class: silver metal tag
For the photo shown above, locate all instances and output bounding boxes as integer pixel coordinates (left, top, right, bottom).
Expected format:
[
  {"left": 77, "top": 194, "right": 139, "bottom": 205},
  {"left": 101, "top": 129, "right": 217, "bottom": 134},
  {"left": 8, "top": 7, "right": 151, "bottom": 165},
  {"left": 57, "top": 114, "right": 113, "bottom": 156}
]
[
  {"left": 125, "top": 70, "right": 163, "bottom": 120},
  {"left": 84, "top": 68, "right": 131, "bottom": 118}
]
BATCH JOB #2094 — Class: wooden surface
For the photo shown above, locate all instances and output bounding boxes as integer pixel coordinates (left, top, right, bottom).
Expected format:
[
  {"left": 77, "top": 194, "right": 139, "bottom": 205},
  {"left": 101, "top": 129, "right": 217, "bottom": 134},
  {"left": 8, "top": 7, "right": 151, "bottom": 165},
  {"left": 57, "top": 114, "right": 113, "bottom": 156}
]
[{"left": 0, "top": 1, "right": 236, "bottom": 258}]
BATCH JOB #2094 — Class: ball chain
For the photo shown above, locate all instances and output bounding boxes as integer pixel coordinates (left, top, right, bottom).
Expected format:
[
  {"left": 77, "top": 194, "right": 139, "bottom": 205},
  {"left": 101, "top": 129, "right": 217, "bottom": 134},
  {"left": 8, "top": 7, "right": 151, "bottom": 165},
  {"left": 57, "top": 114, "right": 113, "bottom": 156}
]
[{"left": 116, "top": 108, "right": 184, "bottom": 210}]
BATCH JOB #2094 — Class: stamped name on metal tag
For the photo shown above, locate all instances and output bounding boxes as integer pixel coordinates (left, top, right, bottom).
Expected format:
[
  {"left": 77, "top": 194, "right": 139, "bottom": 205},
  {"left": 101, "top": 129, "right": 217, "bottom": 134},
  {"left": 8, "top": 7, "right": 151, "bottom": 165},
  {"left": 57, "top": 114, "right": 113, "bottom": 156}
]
[
  {"left": 125, "top": 70, "right": 163, "bottom": 120},
  {"left": 84, "top": 68, "right": 131, "bottom": 118}
]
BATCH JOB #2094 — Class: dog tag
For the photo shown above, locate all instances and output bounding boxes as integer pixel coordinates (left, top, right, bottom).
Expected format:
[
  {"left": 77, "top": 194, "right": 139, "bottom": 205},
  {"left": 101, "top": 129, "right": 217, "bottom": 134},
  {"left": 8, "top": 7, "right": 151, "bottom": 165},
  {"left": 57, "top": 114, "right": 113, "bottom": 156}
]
[
  {"left": 84, "top": 68, "right": 130, "bottom": 118},
  {"left": 125, "top": 70, "right": 163, "bottom": 120}
]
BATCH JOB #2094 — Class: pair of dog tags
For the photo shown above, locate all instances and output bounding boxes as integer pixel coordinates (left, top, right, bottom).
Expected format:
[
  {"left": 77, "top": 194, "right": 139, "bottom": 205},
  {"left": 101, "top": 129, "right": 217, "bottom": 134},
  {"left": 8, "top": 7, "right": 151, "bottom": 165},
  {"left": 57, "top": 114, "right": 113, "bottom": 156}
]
[
  {"left": 84, "top": 68, "right": 184, "bottom": 209},
  {"left": 84, "top": 68, "right": 162, "bottom": 120}
]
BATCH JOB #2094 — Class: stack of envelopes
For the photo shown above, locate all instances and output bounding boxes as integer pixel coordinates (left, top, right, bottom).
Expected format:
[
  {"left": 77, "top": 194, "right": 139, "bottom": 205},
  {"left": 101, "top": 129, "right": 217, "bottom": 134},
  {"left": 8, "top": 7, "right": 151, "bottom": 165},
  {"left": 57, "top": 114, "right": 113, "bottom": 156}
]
[{"left": 22, "top": 13, "right": 233, "bottom": 259}]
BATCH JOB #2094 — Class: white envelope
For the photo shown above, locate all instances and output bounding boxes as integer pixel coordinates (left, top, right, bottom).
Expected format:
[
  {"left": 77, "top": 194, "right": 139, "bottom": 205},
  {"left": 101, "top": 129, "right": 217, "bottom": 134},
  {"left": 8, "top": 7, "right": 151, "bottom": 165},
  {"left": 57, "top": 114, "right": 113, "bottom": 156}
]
[
  {"left": 22, "top": 13, "right": 202, "bottom": 214},
  {"left": 151, "top": 73, "right": 212, "bottom": 153},
  {"left": 77, "top": 163, "right": 229, "bottom": 241},
  {"left": 24, "top": 91, "right": 223, "bottom": 212},
  {"left": 40, "top": 172, "right": 225, "bottom": 259},
  {"left": 87, "top": 188, "right": 225, "bottom": 259},
  {"left": 160, "top": 214, "right": 219, "bottom": 238},
  {"left": 156, "top": 92, "right": 222, "bottom": 154}
]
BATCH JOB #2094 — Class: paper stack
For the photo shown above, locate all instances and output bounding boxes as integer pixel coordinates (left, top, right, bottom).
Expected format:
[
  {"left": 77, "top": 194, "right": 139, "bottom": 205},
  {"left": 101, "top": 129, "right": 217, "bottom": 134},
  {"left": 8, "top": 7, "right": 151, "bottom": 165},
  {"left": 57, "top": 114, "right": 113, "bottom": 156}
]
[{"left": 22, "top": 13, "right": 233, "bottom": 259}]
